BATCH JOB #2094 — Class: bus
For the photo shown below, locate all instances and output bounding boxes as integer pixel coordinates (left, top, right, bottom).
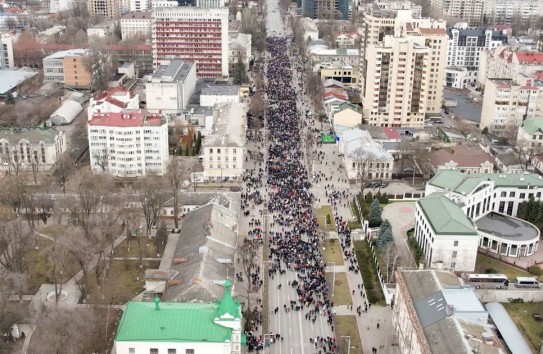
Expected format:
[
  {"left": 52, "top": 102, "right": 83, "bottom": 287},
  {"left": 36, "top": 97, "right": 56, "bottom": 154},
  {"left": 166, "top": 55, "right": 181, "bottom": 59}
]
[
  {"left": 514, "top": 277, "right": 540, "bottom": 288},
  {"left": 464, "top": 273, "right": 509, "bottom": 289}
]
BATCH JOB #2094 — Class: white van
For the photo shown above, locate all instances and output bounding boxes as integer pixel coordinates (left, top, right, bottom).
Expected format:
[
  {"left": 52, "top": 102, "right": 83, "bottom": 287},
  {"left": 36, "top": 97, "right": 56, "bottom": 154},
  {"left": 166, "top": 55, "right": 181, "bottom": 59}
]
[{"left": 514, "top": 277, "right": 540, "bottom": 288}]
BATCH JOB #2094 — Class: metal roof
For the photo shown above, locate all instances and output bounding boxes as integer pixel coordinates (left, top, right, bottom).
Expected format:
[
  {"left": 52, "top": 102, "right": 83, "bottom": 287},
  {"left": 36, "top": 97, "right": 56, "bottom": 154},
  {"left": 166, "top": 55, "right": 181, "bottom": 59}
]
[
  {"left": 417, "top": 193, "right": 478, "bottom": 236},
  {"left": 485, "top": 302, "right": 532, "bottom": 354},
  {"left": 0, "top": 69, "right": 38, "bottom": 95},
  {"left": 475, "top": 212, "right": 539, "bottom": 241}
]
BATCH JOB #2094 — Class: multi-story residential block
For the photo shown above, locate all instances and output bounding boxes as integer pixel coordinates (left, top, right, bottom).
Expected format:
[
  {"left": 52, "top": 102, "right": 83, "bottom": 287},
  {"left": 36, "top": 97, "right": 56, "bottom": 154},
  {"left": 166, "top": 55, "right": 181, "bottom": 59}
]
[
  {"left": 145, "top": 59, "right": 197, "bottom": 113},
  {"left": 201, "top": 102, "right": 245, "bottom": 181},
  {"left": 196, "top": 0, "right": 225, "bottom": 6},
  {"left": 0, "top": 127, "right": 66, "bottom": 172},
  {"left": 0, "top": 34, "right": 14, "bottom": 69},
  {"left": 301, "top": 0, "right": 350, "bottom": 20},
  {"left": 517, "top": 118, "right": 543, "bottom": 148},
  {"left": 362, "top": 8, "right": 447, "bottom": 128},
  {"left": 88, "top": 111, "right": 169, "bottom": 177},
  {"left": 228, "top": 33, "right": 251, "bottom": 75},
  {"left": 417, "top": 170, "right": 543, "bottom": 270},
  {"left": 49, "top": 0, "right": 74, "bottom": 13},
  {"left": 88, "top": 0, "right": 121, "bottom": 18},
  {"left": 478, "top": 47, "right": 543, "bottom": 89},
  {"left": 43, "top": 49, "right": 92, "bottom": 89},
  {"left": 480, "top": 76, "right": 543, "bottom": 136},
  {"left": 393, "top": 269, "right": 504, "bottom": 354},
  {"left": 129, "top": 0, "right": 151, "bottom": 11},
  {"left": 88, "top": 86, "right": 140, "bottom": 120},
  {"left": 444, "top": 26, "right": 507, "bottom": 89},
  {"left": 337, "top": 128, "right": 394, "bottom": 181},
  {"left": 121, "top": 11, "right": 151, "bottom": 40},
  {"left": 374, "top": 0, "right": 422, "bottom": 18},
  {"left": 152, "top": 7, "right": 229, "bottom": 78},
  {"left": 430, "top": 0, "right": 540, "bottom": 26}
]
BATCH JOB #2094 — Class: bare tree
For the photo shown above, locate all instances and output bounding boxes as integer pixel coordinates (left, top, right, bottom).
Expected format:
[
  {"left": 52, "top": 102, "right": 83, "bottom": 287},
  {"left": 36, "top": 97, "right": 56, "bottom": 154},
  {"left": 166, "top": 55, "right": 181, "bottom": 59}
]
[
  {"left": 46, "top": 239, "right": 76, "bottom": 305},
  {"left": 353, "top": 147, "right": 377, "bottom": 195},
  {"left": 0, "top": 220, "right": 31, "bottom": 273},
  {"left": 239, "top": 238, "right": 257, "bottom": 325},
  {"left": 517, "top": 138, "right": 543, "bottom": 171},
  {"left": 30, "top": 153, "right": 40, "bottom": 186},
  {"left": 137, "top": 178, "right": 166, "bottom": 237},
  {"left": 93, "top": 147, "right": 110, "bottom": 172},
  {"left": 166, "top": 158, "right": 182, "bottom": 229},
  {"left": 250, "top": 91, "right": 265, "bottom": 117},
  {"left": 84, "top": 49, "right": 115, "bottom": 92},
  {"left": 0, "top": 270, "right": 26, "bottom": 336},
  {"left": 381, "top": 243, "right": 400, "bottom": 283}
]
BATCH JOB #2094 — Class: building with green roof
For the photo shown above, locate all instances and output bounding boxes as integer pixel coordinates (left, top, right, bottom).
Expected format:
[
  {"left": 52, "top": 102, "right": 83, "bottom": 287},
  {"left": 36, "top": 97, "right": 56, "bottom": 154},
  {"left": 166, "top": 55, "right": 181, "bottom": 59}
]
[
  {"left": 115, "top": 280, "right": 244, "bottom": 354},
  {"left": 416, "top": 170, "right": 543, "bottom": 271}
]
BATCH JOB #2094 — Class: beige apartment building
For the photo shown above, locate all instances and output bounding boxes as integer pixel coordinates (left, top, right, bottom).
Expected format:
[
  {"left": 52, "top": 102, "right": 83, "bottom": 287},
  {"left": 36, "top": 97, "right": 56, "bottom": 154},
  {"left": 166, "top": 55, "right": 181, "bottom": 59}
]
[
  {"left": 43, "top": 49, "right": 93, "bottom": 89},
  {"left": 88, "top": 0, "right": 120, "bottom": 19},
  {"left": 362, "top": 7, "right": 447, "bottom": 127},
  {"left": 480, "top": 75, "right": 543, "bottom": 137}
]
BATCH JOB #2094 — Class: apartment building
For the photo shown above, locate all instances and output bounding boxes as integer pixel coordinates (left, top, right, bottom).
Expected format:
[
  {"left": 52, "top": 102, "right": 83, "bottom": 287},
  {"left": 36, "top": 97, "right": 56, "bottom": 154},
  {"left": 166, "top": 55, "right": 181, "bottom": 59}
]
[
  {"left": 480, "top": 76, "right": 543, "bottom": 136},
  {"left": 121, "top": 11, "right": 151, "bottom": 40},
  {"left": 88, "top": 0, "right": 121, "bottom": 18},
  {"left": 88, "top": 111, "right": 169, "bottom": 177},
  {"left": 445, "top": 26, "right": 507, "bottom": 89},
  {"left": 43, "top": 49, "right": 92, "bottom": 89},
  {"left": 0, "top": 127, "right": 66, "bottom": 171},
  {"left": 145, "top": 59, "right": 197, "bottom": 113},
  {"left": 478, "top": 47, "right": 543, "bottom": 89},
  {"left": 0, "top": 34, "right": 14, "bottom": 69},
  {"left": 362, "top": 8, "right": 447, "bottom": 128},
  {"left": 301, "top": 0, "right": 350, "bottom": 20},
  {"left": 88, "top": 86, "right": 140, "bottom": 120},
  {"left": 430, "top": 0, "right": 541, "bottom": 26},
  {"left": 201, "top": 102, "right": 246, "bottom": 181},
  {"left": 130, "top": 0, "right": 151, "bottom": 11},
  {"left": 152, "top": 7, "right": 229, "bottom": 78}
]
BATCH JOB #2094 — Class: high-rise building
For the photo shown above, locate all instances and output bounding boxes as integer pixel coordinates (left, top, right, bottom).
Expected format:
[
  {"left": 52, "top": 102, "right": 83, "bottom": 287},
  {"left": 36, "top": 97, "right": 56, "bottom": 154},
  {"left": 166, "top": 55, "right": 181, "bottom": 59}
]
[
  {"left": 88, "top": 0, "right": 121, "bottom": 18},
  {"left": 152, "top": 7, "right": 229, "bottom": 78},
  {"left": 444, "top": 25, "right": 507, "bottom": 88},
  {"left": 362, "top": 8, "right": 447, "bottom": 128},
  {"left": 301, "top": 0, "right": 350, "bottom": 20},
  {"left": 129, "top": 0, "right": 151, "bottom": 11}
]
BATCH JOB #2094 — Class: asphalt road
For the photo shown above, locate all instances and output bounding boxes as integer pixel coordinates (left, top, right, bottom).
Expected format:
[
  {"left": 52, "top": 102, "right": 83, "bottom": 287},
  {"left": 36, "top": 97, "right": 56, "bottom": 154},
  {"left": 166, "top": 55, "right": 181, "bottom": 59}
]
[
  {"left": 443, "top": 88, "right": 482, "bottom": 123},
  {"left": 264, "top": 1, "right": 334, "bottom": 352}
]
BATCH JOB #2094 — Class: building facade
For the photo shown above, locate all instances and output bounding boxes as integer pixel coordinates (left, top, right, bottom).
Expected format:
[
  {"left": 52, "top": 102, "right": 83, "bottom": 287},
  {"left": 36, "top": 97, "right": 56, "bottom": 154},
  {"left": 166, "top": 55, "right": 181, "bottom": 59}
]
[
  {"left": 129, "top": 0, "right": 151, "bottom": 11},
  {"left": 200, "top": 85, "right": 240, "bottom": 107},
  {"left": 88, "top": 86, "right": 140, "bottom": 120},
  {"left": 43, "top": 49, "right": 93, "bottom": 89},
  {"left": 88, "top": 111, "right": 169, "bottom": 177},
  {"left": 0, "top": 127, "right": 66, "bottom": 172},
  {"left": 201, "top": 102, "right": 245, "bottom": 181},
  {"left": 145, "top": 59, "right": 197, "bottom": 113},
  {"left": 480, "top": 76, "right": 543, "bottom": 136},
  {"left": 152, "top": 7, "right": 229, "bottom": 78},
  {"left": 88, "top": 0, "right": 121, "bottom": 18},
  {"left": 0, "top": 34, "right": 14, "bottom": 69},
  {"left": 445, "top": 26, "right": 507, "bottom": 89},
  {"left": 121, "top": 11, "right": 152, "bottom": 40},
  {"left": 362, "top": 9, "right": 447, "bottom": 128}
]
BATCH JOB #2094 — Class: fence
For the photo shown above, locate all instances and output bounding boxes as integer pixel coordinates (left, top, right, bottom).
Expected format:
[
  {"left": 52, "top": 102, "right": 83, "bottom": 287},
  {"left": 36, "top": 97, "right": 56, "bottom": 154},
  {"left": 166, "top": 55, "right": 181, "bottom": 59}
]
[{"left": 476, "top": 289, "right": 543, "bottom": 303}]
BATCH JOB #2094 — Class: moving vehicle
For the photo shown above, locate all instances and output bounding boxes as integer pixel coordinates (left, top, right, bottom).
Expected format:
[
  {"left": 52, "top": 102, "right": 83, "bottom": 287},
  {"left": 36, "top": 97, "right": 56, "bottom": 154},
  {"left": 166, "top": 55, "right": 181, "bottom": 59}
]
[
  {"left": 514, "top": 277, "right": 540, "bottom": 288},
  {"left": 464, "top": 273, "right": 509, "bottom": 289}
]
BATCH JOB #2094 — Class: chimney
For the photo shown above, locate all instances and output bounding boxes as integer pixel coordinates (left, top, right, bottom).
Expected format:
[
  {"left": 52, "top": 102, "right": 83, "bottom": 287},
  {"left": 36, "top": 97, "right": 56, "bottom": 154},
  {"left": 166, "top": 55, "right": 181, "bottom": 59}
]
[{"left": 154, "top": 295, "right": 160, "bottom": 310}]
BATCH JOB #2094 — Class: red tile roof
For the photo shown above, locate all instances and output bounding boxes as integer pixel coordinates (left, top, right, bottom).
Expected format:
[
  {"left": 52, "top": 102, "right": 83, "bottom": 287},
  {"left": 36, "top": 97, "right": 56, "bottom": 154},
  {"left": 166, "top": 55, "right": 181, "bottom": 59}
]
[
  {"left": 89, "top": 112, "right": 162, "bottom": 127},
  {"left": 382, "top": 127, "right": 401, "bottom": 140},
  {"left": 93, "top": 86, "right": 135, "bottom": 109},
  {"left": 533, "top": 71, "right": 543, "bottom": 81},
  {"left": 513, "top": 52, "right": 543, "bottom": 65},
  {"left": 322, "top": 91, "right": 348, "bottom": 100}
]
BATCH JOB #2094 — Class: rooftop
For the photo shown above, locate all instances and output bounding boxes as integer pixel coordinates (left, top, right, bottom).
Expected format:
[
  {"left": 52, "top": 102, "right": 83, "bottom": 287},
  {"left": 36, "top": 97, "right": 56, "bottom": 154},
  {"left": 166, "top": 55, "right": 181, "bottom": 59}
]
[
  {"left": 431, "top": 145, "right": 494, "bottom": 168},
  {"left": 89, "top": 111, "right": 165, "bottom": 127},
  {"left": 520, "top": 118, "right": 543, "bottom": 134},
  {"left": 121, "top": 11, "right": 152, "bottom": 19},
  {"left": 475, "top": 212, "right": 539, "bottom": 241},
  {"left": 45, "top": 49, "right": 87, "bottom": 60},
  {"left": 0, "top": 126, "right": 62, "bottom": 144},
  {"left": 0, "top": 68, "right": 38, "bottom": 95},
  {"left": 485, "top": 302, "right": 532, "bottom": 354},
  {"left": 340, "top": 129, "right": 393, "bottom": 161},
  {"left": 202, "top": 102, "right": 245, "bottom": 148},
  {"left": 417, "top": 193, "right": 478, "bottom": 235},
  {"left": 116, "top": 299, "right": 233, "bottom": 343},
  {"left": 201, "top": 85, "right": 240, "bottom": 96},
  {"left": 428, "top": 169, "right": 543, "bottom": 195},
  {"left": 150, "top": 59, "right": 195, "bottom": 83}
]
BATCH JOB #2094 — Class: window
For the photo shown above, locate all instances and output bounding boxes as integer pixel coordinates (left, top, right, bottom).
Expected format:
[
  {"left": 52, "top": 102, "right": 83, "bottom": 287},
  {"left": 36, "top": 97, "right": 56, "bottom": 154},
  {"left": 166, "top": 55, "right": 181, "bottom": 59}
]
[
  {"left": 520, "top": 193, "right": 525, "bottom": 199},
  {"left": 452, "top": 251, "right": 457, "bottom": 258},
  {"left": 453, "top": 240, "right": 458, "bottom": 246},
  {"left": 129, "top": 349, "right": 135, "bottom": 354},
  {"left": 150, "top": 349, "right": 158, "bottom": 354},
  {"left": 186, "top": 350, "right": 195, "bottom": 354},
  {"left": 168, "top": 350, "right": 177, "bottom": 354}
]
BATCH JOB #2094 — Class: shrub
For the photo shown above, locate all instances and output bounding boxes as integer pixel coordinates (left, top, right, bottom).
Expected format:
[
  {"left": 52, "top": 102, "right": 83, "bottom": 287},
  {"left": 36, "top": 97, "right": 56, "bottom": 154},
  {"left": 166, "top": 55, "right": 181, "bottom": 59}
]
[
  {"left": 528, "top": 265, "right": 542, "bottom": 276},
  {"left": 326, "top": 214, "right": 332, "bottom": 226},
  {"left": 365, "top": 192, "right": 373, "bottom": 203},
  {"left": 368, "top": 199, "right": 382, "bottom": 228},
  {"left": 484, "top": 268, "right": 498, "bottom": 274}
]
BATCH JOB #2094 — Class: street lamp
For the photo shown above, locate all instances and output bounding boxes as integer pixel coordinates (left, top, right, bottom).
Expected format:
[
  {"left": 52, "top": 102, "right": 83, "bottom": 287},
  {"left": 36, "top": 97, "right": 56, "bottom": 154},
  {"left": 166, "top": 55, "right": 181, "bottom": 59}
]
[{"left": 341, "top": 335, "right": 355, "bottom": 354}]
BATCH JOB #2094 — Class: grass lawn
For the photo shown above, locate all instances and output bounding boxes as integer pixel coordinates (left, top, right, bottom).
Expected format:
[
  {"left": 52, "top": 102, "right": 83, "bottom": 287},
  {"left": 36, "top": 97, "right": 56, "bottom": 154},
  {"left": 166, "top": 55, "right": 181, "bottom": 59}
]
[
  {"left": 503, "top": 302, "right": 543, "bottom": 352},
  {"left": 113, "top": 238, "right": 159, "bottom": 259},
  {"left": 475, "top": 254, "right": 540, "bottom": 281},
  {"left": 354, "top": 240, "right": 385, "bottom": 305},
  {"left": 85, "top": 260, "right": 159, "bottom": 305},
  {"left": 316, "top": 205, "right": 336, "bottom": 231},
  {"left": 333, "top": 315, "right": 363, "bottom": 354},
  {"left": 23, "top": 239, "right": 80, "bottom": 294},
  {"left": 323, "top": 239, "right": 344, "bottom": 265},
  {"left": 326, "top": 272, "right": 352, "bottom": 306}
]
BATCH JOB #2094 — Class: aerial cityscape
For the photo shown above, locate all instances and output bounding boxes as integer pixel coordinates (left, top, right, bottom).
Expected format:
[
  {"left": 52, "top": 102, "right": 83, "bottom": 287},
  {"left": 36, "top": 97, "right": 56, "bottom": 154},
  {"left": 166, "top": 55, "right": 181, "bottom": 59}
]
[{"left": 1, "top": 0, "right": 543, "bottom": 353}]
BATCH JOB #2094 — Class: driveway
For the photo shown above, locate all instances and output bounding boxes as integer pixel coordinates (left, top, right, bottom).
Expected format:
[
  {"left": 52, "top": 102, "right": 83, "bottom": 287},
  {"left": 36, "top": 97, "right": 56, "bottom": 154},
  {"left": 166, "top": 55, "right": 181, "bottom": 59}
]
[{"left": 382, "top": 202, "right": 417, "bottom": 268}]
